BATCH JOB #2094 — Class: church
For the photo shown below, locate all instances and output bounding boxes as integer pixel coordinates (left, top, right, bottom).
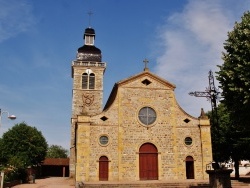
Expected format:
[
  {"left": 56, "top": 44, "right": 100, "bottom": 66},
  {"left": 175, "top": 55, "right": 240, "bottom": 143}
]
[{"left": 70, "top": 26, "right": 212, "bottom": 184}]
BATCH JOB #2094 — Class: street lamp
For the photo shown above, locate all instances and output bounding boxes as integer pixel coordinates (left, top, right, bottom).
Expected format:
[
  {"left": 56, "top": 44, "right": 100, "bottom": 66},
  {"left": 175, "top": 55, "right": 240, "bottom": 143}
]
[{"left": 0, "top": 109, "right": 16, "bottom": 127}]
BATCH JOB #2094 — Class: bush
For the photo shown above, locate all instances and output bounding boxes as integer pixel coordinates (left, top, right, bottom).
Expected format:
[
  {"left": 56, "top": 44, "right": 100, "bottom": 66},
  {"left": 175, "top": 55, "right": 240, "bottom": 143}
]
[
  {"left": 0, "top": 165, "right": 27, "bottom": 183},
  {"left": 0, "top": 165, "right": 18, "bottom": 182}
]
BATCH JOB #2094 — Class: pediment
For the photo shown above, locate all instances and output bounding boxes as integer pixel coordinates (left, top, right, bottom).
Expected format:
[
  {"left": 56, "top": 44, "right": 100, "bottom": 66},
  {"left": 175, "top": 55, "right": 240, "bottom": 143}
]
[
  {"left": 117, "top": 71, "right": 176, "bottom": 90},
  {"left": 103, "top": 70, "right": 176, "bottom": 110}
]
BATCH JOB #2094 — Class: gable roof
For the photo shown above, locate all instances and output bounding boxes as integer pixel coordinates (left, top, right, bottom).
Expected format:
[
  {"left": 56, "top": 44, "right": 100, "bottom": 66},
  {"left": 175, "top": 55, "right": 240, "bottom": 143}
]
[
  {"left": 117, "top": 70, "right": 176, "bottom": 88},
  {"left": 103, "top": 70, "right": 176, "bottom": 111},
  {"left": 42, "top": 158, "right": 69, "bottom": 166}
]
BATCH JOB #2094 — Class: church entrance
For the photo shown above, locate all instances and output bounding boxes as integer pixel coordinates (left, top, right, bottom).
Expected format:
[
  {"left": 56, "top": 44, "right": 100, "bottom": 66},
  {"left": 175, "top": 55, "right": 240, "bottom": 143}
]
[
  {"left": 185, "top": 156, "right": 194, "bottom": 179},
  {"left": 99, "top": 156, "right": 109, "bottom": 181},
  {"left": 139, "top": 143, "right": 158, "bottom": 180}
]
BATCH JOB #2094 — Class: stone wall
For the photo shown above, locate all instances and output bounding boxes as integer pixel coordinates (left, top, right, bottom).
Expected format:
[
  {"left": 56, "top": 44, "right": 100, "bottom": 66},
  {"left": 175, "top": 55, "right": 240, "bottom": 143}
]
[
  {"left": 74, "top": 71, "right": 212, "bottom": 182},
  {"left": 70, "top": 60, "right": 106, "bottom": 178}
]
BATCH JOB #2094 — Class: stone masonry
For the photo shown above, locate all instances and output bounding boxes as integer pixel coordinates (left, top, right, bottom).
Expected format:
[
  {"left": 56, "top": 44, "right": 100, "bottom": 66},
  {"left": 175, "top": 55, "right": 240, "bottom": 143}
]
[
  {"left": 72, "top": 69, "right": 212, "bottom": 184},
  {"left": 70, "top": 26, "right": 212, "bottom": 185}
]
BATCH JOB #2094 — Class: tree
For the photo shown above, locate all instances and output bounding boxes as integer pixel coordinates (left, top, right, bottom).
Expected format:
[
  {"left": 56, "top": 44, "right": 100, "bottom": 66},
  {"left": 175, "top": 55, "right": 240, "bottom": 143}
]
[
  {"left": 217, "top": 11, "right": 250, "bottom": 179},
  {"left": 217, "top": 11, "right": 250, "bottom": 127},
  {"left": 0, "top": 122, "right": 48, "bottom": 168},
  {"left": 206, "top": 104, "right": 250, "bottom": 179},
  {"left": 207, "top": 104, "right": 231, "bottom": 162},
  {"left": 46, "top": 145, "right": 68, "bottom": 158}
]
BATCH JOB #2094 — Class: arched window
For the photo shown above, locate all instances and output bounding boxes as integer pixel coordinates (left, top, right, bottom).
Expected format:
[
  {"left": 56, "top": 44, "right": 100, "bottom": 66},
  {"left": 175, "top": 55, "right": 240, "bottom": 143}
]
[
  {"left": 82, "top": 73, "right": 88, "bottom": 89},
  {"left": 82, "top": 72, "right": 95, "bottom": 89},
  {"left": 89, "top": 73, "right": 95, "bottom": 89}
]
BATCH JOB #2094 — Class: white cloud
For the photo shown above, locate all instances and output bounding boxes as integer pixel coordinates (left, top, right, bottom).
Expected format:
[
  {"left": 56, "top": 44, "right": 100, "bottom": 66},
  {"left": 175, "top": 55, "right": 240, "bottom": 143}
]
[
  {"left": 0, "top": 0, "right": 35, "bottom": 42},
  {"left": 153, "top": 0, "right": 248, "bottom": 116}
]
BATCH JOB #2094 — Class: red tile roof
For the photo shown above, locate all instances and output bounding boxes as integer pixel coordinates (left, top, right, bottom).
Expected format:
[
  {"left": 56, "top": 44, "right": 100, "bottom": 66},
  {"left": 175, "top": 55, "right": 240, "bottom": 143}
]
[{"left": 42, "top": 158, "right": 69, "bottom": 166}]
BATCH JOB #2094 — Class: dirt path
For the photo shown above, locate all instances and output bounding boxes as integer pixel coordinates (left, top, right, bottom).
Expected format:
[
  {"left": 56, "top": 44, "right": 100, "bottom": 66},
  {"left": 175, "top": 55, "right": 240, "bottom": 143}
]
[{"left": 12, "top": 177, "right": 75, "bottom": 188}]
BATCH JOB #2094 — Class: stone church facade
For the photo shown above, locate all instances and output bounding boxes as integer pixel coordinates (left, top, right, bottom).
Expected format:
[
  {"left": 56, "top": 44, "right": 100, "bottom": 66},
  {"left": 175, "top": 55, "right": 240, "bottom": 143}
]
[{"left": 70, "top": 27, "right": 212, "bottom": 184}]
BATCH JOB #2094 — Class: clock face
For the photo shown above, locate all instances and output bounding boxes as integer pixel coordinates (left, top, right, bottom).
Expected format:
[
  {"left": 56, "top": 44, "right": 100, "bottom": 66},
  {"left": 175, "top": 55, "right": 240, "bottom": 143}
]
[{"left": 138, "top": 107, "right": 156, "bottom": 125}]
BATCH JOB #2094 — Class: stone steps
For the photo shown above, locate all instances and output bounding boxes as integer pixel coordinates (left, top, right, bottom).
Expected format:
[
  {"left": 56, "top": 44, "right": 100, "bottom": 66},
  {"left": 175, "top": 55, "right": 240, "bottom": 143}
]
[
  {"left": 82, "top": 181, "right": 210, "bottom": 188},
  {"left": 81, "top": 180, "right": 250, "bottom": 188},
  {"left": 231, "top": 177, "right": 250, "bottom": 187},
  {"left": 232, "top": 180, "right": 250, "bottom": 187}
]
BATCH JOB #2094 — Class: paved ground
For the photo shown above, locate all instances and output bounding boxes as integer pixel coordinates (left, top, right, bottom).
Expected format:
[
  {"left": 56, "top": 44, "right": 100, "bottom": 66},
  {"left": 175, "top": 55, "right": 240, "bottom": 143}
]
[
  {"left": 11, "top": 176, "right": 250, "bottom": 188},
  {"left": 12, "top": 177, "right": 75, "bottom": 188}
]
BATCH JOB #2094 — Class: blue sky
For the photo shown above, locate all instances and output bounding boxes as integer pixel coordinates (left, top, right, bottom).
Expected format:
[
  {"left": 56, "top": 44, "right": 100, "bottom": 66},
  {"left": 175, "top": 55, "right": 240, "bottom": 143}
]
[{"left": 0, "top": 0, "right": 249, "bottom": 150}]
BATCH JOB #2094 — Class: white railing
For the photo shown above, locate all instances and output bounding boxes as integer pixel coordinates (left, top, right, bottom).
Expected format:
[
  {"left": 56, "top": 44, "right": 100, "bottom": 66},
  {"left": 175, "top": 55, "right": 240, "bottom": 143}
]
[{"left": 72, "top": 61, "right": 106, "bottom": 67}]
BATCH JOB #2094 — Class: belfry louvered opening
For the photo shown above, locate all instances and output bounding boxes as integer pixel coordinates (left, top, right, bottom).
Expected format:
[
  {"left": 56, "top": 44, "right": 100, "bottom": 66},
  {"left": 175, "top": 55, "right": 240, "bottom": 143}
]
[{"left": 82, "top": 72, "right": 95, "bottom": 89}]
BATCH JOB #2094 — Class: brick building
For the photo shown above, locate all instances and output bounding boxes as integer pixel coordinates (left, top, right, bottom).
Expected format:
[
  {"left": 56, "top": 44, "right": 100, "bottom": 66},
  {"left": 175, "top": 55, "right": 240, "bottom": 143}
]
[{"left": 70, "top": 27, "right": 212, "bottom": 184}]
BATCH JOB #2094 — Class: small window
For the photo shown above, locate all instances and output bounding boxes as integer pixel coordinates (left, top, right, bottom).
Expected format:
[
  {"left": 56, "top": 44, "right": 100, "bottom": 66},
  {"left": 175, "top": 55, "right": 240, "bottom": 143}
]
[
  {"left": 99, "top": 135, "right": 109, "bottom": 146},
  {"left": 184, "top": 118, "right": 190, "bottom": 123},
  {"left": 100, "top": 116, "right": 108, "bottom": 121},
  {"left": 185, "top": 137, "right": 192, "bottom": 146},
  {"left": 142, "top": 79, "right": 151, "bottom": 86}
]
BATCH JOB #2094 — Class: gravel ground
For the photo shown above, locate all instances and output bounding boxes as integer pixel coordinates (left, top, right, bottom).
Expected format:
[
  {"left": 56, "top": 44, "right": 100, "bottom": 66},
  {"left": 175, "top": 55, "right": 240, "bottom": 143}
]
[{"left": 12, "top": 177, "right": 75, "bottom": 188}]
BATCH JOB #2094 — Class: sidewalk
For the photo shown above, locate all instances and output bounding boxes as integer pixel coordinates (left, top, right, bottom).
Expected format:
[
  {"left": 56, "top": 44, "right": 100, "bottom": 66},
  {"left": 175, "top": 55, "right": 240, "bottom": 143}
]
[{"left": 12, "top": 177, "right": 75, "bottom": 188}]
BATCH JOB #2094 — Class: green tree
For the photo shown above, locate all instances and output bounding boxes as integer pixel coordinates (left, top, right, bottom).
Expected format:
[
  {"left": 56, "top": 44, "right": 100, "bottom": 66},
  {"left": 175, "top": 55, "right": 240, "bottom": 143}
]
[
  {"left": 206, "top": 104, "right": 249, "bottom": 178},
  {"left": 217, "top": 11, "right": 250, "bottom": 179},
  {"left": 0, "top": 122, "right": 48, "bottom": 168},
  {"left": 46, "top": 145, "right": 68, "bottom": 158},
  {"left": 207, "top": 104, "right": 231, "bottom": 162},
  {"left": 217, "top": 11, "right": 250, "bottom": 128}
]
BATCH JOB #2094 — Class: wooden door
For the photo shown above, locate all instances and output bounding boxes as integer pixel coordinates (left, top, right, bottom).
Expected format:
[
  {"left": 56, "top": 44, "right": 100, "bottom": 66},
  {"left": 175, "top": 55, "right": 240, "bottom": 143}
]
[
  {"left": 185, "top": 156, "right": 194, "bottom": 179},
  {"left": 99, "top": 156, "right": 109, "bottom": 181},
  {"left": 139, "top": 143, "right": 158, "bottom": 180}
]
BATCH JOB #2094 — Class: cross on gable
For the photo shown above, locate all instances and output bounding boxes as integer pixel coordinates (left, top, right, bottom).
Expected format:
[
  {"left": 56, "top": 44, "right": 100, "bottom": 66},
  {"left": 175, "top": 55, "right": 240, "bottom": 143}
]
[{"left": 143, "top": 59, "right": 149, "bottom": 71}]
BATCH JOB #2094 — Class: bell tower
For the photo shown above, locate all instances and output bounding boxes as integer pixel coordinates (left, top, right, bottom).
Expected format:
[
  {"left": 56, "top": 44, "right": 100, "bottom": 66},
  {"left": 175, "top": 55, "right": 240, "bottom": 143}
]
[
  {"left": 70, "top": 27, "right": 106, "bottom": 178},
  {"left": 71, "top": 27, "right": 106, "bottom": 117}
]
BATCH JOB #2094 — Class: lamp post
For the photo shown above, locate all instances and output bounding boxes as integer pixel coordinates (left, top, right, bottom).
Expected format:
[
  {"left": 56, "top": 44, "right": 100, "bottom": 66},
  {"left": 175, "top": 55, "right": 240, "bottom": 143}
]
[{"left": 0, "top": 109, "right": 16, "bottom": 128}]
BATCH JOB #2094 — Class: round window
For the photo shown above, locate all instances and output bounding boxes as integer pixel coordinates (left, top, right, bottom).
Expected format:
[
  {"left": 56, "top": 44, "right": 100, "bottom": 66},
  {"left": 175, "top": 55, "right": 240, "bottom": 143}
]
[
  {"left": 138, "top": 107, "right": 156, "bottom": 125},
  {"left": 185, "top": 137, "right": 192, "bottom": 145},
  {"left": 99, "top": 135, "right": 109, "bottom": 145}
]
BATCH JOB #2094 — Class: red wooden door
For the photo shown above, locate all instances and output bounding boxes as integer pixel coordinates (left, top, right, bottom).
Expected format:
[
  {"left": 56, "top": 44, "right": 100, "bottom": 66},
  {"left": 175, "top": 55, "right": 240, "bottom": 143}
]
[
  {"left": 99, "top": 156, "right": 109, "bottom": 181},
  {"left": 139, "top": 143, "right": 158, "bottom": 180},
  {"left": 185, "top": 156, "right": 194, "bottom": 179}
]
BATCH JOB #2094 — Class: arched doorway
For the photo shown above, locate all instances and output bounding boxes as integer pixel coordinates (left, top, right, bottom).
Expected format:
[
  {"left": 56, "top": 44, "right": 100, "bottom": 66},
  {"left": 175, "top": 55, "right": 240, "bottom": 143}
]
[
  {"left": 185, "top": 156, "right": 194, "bottom": 179},
  {"left": 139, "top": 143, "right": 158, "bottom": 180},
  {"left": 99, "top": 156, "right": 109, "bottom": 181}
]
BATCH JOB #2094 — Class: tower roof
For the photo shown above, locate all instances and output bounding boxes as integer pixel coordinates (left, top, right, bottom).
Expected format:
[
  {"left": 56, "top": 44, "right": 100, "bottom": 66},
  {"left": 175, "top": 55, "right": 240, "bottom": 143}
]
[
  {"left": 77, "top": 27, "right": 102, "bottom": 62},
  {"left": 84, "top": 27, "right": 95, "bottom": 37},
  {"left": 78, "top": 45, "right": 101, "bottom": 54}
]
